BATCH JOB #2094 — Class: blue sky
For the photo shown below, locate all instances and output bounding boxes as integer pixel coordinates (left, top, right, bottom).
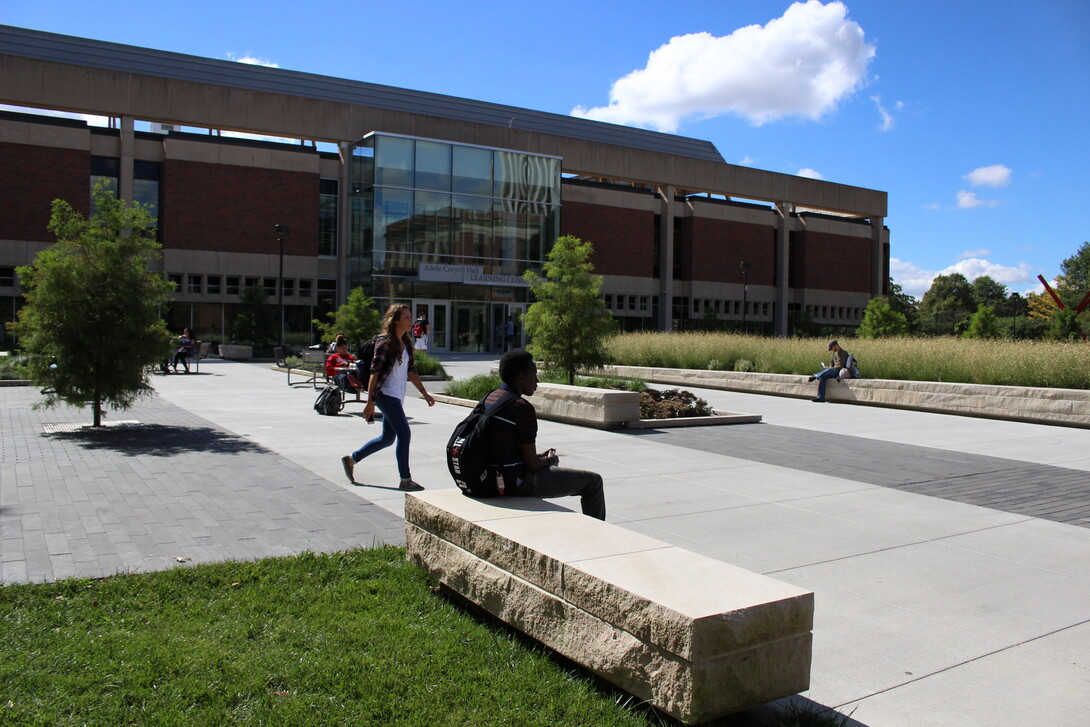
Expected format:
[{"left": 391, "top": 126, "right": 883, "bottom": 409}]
[{"left": 3, "top": 0, "right": 1088, "bottom": 300}]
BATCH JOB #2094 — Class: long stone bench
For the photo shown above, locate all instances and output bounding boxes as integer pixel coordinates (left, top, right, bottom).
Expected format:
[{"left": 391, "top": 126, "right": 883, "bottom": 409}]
[
  {"left": 405, "top": 490, "right": 814, "bottom": 723},
  {"left": 598, "top": 365, "right": 1090, "bottom": 429}
]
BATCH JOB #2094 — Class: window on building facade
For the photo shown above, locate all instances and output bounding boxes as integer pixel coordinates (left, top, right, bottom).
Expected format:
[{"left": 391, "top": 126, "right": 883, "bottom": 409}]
[
  {"left": 640, "top": 296, "right": 648, "bottom": 312},
  {"left": 207, "top": 275, "right": 221, "bottom": 295},
  {"left": 0, "top": 267, "right": 14, "bottom": 287},
  {"left": 319, "top": 178, "right": 338, "bottom": 257},
  {"left": 263, "top": 278, "right": 276, "bottom": 296},
  {"left": 134, "top": 160, "right": 160, "bottom": 223},
  {"left": 167, "top": 273, "right": 182, "bottom": 291},
  {"left": 226, "top": 276, "right": 240, "bottom": 295},
  {"left": 188, "top": 274, "right": 202, "bottom": 294},
  {"left": 245, "top": 277, "right": 258, "bottom": 291},
  {"left": 299, "top": 279, "right": 312, "bottom": 298},
  {"left": 282, "top": 279, "right": 294, "bottom": 297},
  {"left": 90, "top": 156, "right": 119, "bottom": 200},
  {"left": 604, "top": 294, "right": 613, "bottom": 309}
]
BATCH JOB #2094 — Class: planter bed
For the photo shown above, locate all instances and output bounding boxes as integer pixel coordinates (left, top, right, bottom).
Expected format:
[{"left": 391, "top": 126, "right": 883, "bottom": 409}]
[{"left": 433, "top": 381, "right": 760, "bottom": 429}]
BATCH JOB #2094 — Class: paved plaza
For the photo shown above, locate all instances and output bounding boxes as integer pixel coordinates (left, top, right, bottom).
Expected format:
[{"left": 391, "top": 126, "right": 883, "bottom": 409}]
[{"left": 2, "top": 356, "right": 1088, "bottom": 725}]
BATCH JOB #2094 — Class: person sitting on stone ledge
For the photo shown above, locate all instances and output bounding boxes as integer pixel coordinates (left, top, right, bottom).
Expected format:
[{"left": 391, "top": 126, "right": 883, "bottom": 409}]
[
  {"left": 478, "top": 350, "right": 606, "bottom": 520},
  {"left": 807, "top": 339, "right": 858, "bottom": 402}
]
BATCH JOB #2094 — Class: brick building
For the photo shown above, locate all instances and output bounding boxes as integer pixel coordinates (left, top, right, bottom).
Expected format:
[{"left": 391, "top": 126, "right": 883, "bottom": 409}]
[{"left": 0, "top": 25, "right": 888, "bottom": 352}]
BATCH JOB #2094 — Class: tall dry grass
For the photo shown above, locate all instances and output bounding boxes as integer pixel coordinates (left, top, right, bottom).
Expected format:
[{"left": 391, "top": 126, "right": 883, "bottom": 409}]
[{"left": 606, "top": 333, "right": 1090, "bottom": 390}]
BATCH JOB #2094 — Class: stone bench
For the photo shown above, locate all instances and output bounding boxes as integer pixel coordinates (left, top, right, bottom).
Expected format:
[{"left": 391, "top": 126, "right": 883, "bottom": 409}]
[
  {"left": 405, "top": 490, "right": 814, "bottom": 724},
  {"left": 599, "top": 365, "right": 1090, "bottom": 429}
]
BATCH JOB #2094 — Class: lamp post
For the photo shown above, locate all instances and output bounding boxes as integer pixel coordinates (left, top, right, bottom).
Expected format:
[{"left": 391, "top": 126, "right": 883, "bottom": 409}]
[
  {"left": 740, "top": 261, "right": 751, "bottom": 334},
  {"left": 275, "top": 224, "right": 289, "bottom": 346}
]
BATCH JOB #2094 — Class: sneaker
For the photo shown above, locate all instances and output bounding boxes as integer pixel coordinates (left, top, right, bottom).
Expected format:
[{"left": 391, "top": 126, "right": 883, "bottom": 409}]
[
  {"left": 340, "top": 455, "right": 355, "bottom": 483},
  {"left": 811, "top": 397, "right": 826, "bottom": 403},
  {"left": 807, "top": 375, "right": 816, "bottom": 382},
  {"left": 399, "top": 480, "right": 425, "bottom": 492}
]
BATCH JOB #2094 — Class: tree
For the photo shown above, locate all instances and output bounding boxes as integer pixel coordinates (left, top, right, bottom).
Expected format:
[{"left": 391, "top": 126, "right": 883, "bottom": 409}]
[
  {"left": 312, "top": 286, "right": 382, "bottom": 347},
  {"left": 918, "top": 273, "right": 975, "bottom": 335},
  {"left": 14, "top": 181, "right": 173, "bottom": 426},
  {"left": 522, "top": 235, "right": 616, "bottom": 385},
  {"left": 1046, "top": 308, "right": 1084, "bottom": 341},
  {"left": 887, "top": 278, "right": 919, "bottom": 332},
  {"left": 970, "top": 276, "right": 1008, "bottom": 310},
  {"left": 232, "top": 285, "right": 277, "bottom": 347},
  {"left": 857, "top": 297, "right": 908, "bottom": 338},
  {"left": 964, "top": 304, "right": 1003, "bottom": 339},
  {"left": 1057, "top": 241, "right": 1090, "bottom": 294}
]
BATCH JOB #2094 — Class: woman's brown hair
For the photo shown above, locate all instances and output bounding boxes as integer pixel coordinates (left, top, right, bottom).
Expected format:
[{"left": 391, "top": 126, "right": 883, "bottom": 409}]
[{"left": 380, "top": 304, "right": 413, "bottom": 358}]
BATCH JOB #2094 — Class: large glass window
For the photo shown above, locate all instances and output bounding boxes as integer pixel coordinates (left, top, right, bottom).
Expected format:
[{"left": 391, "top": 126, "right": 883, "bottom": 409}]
[
  {"left": 452, "top": 146, "right": 492, "bottom": 196},
  {"left": 375, "top": 188, "right": 414, "bottom": 272},
  {"left": 374, "top": 135, "right": 414, "bottom": 188},
  {"left": 134, "top": 161, "right": 161, "bottom": 223},
  {"left": 452, "top": 195, "right": 491, "bottom": 261},
  {"left": 415, "top": 140, "right": 451, "bottom": 192},
  {"left": 414, "top": 191, "right": 452, "bottom": 260}
]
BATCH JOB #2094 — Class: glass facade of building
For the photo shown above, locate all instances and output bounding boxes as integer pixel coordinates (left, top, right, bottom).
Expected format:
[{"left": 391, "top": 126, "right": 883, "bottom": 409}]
[{"left": 349, "top": 133, "right": 560, "bottom": 302}]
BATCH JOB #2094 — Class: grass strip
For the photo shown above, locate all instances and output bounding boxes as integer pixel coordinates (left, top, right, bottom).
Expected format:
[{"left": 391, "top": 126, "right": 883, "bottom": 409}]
[
  {"left": 0, "top": 548, "right": 649, "bottom": 726},
  {"left": 607, "top": 332, "right": 1090, "bottom": 390}
]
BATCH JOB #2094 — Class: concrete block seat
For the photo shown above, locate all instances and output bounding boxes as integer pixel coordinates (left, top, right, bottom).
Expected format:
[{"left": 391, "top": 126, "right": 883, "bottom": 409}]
[{"left": 405, "top": 490, "right": 814, "bottom": 724}]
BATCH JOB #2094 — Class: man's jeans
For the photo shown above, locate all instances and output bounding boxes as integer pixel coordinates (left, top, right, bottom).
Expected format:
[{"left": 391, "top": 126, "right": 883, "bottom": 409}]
[
  {"left": 522, "top": 466, "right": 606, "bottom": 520},
  {"left": 813, "top": 367, "right": 840, "bottom": 400}
]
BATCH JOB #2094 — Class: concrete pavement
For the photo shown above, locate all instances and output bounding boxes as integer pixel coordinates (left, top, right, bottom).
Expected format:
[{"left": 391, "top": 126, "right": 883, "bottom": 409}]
[{"left": 2, "top": 355, "right": 1088, "bottom": 726}]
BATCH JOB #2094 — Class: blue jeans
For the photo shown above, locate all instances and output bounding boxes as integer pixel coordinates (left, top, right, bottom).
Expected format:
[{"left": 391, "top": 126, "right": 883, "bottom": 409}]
[
  {"left": 351, "top": 392, "right": 411, "bottom": 480},
  {"left": 813, "top": 367, "right": 840, "bottom": 400}
]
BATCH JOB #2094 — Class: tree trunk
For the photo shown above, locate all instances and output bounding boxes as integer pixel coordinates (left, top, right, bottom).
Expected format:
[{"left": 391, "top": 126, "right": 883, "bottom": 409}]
[{"left": 93, "top": 397, "right": 102, "bottom": 427}]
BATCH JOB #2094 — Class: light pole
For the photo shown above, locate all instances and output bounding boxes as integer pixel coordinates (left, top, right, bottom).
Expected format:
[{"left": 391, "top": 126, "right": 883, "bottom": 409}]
[
  {"left": 275, "top": 224, "right": 289, "bottom": 346},
  {"left": 740, "top": 261, "right": 751, "bottom": 334}
]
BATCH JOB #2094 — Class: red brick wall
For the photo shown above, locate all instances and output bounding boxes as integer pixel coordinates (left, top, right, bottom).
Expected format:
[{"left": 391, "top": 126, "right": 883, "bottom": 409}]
[
  {"left": 0, "top": 142, "right": 89, "bottom": 242},
  {"left": 688, "top": 218, "right": 776, "bottom": 285},
  {"left": 162, "top": 160, "right": 317, "bottom": 255},
  {"left": 560, "top": 200, "right": 654, "bottom": 277},
  {"left": 793, "top": 230, "right": 871, "bottom": 291}
]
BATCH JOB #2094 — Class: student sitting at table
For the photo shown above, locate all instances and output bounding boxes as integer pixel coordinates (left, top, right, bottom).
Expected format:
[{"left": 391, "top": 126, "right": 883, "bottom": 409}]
[{"left": 325, "top": 336, "right": 362, "bottom": 392}]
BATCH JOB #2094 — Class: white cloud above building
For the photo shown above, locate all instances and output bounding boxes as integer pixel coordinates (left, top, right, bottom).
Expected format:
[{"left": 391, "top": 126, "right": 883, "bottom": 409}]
[
  {"left": 571, "top": 1, "right": 874, "bottom": 132},
  {"left": 964, "top": 164, "right": 1012, "bottom": 187}
]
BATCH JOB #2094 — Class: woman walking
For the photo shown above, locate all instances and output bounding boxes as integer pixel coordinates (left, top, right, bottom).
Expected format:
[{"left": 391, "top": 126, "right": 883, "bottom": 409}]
[{"left": 341, "top": 304, "right": 435, "bottom": 491}]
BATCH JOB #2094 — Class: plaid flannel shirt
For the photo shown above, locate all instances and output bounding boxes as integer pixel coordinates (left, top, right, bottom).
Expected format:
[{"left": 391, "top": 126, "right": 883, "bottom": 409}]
[{"left": 369, "top": 334, "right": 417, "bottom": 391}]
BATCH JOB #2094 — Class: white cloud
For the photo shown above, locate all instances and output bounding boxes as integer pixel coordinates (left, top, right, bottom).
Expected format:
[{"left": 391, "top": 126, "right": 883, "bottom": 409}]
[
  {"left": 227, "top": 53, "right": 279, "bottom": 68},
  {"left": 964, "top": 164, "right": 1011, "bottom": 187},
  {"left": 958, "top": 248, "right": 990, "bottom": 260},
  {"left": 870, "top": 95, "right": 901, "bottom": 131},
  {"left": 891, "top": 256, "right": 1037, "bottom": 299},
  {"left": 797, "top": 167, "right": 824, "bottom": 180},
  {"left": 739, "top": 156, "right": 756, "bottom": 166},
  {"left": 571, "top": 1, "right": 875, "bottom": 132},
  {"left": 922, "top": 202, "right": 942, "bottom": 210},
  {"left": 956, "top": 190, "right": 1000, "bottom": 209}
]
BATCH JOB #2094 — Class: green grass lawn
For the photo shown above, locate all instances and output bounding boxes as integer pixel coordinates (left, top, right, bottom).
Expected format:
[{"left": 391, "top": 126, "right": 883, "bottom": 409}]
[{"left": 0, "top": 548, "right": 651, "bottom": 726}]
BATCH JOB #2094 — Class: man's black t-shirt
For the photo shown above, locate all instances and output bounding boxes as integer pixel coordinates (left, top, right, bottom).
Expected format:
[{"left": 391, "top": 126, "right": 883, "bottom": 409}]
[{"left": 483, "top": 387, "right": 536, "bottom": 491}]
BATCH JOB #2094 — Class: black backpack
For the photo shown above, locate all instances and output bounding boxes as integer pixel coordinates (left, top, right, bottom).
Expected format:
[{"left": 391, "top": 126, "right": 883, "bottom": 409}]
[
  {"left": 446, "top": 390, "right": 520, "bottom": 497},
  {"left": 356, "top": 336, "right": 378, "bottom": 377},
  {"left": 314, "top": 384, "right": 342, "bottom": 416}
]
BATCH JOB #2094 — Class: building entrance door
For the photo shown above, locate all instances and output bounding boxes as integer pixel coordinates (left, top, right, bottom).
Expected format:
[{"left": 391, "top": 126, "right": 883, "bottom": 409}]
[
  {"left": 492, "top": 303, "right": 527, "bottom": 352},
  {"left": 411, "top": 300, "right": 448, "bottom": 353},
  {"left": 451, "top": 303, "right": 487, "bottom": 353}
]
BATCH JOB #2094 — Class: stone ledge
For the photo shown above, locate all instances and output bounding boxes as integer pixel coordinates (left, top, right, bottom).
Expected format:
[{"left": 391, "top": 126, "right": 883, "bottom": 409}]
[
  {"left": 598, "top": 365, "right": 1090, "bottom": 429},
  {"left": 405, "top": 490, "right": 813, "bottom": 723}
]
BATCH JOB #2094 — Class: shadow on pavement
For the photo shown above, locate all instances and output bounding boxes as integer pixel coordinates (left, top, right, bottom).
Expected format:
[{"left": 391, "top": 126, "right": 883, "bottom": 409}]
[{"left": 45, "top": 423, "right": 268, "bottom": 457}]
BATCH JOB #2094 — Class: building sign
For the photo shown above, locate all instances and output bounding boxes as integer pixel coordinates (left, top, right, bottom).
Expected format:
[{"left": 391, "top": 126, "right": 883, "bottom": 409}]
[{"left": 418, "top": 263, "right": 528, "bottom": 288}]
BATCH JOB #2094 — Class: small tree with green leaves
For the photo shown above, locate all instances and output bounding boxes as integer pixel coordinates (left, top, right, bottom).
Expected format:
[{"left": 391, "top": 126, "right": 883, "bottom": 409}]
[
  {"left": 232, "top": 285, "right": 277, "bottom": 348},
  {"left": 312, "top": 286, "right": 382, "bottom": 347},
  {"left": 857, "top": 297, "right": 908, "bottom": 338},
  {"left": 522, "top": 235, "right": 616, "bottom": 385},
  {"left": 964, "top": 304, "right": 1003, "bottom": 339},
  {"left": 13, "top": 181, "right": 173, "bottom": 426}
]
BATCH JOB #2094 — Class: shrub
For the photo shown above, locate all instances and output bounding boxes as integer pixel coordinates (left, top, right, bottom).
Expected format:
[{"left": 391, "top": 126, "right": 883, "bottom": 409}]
[{"left": 640, "top": 388, "right": 714, "bottom": 419}]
